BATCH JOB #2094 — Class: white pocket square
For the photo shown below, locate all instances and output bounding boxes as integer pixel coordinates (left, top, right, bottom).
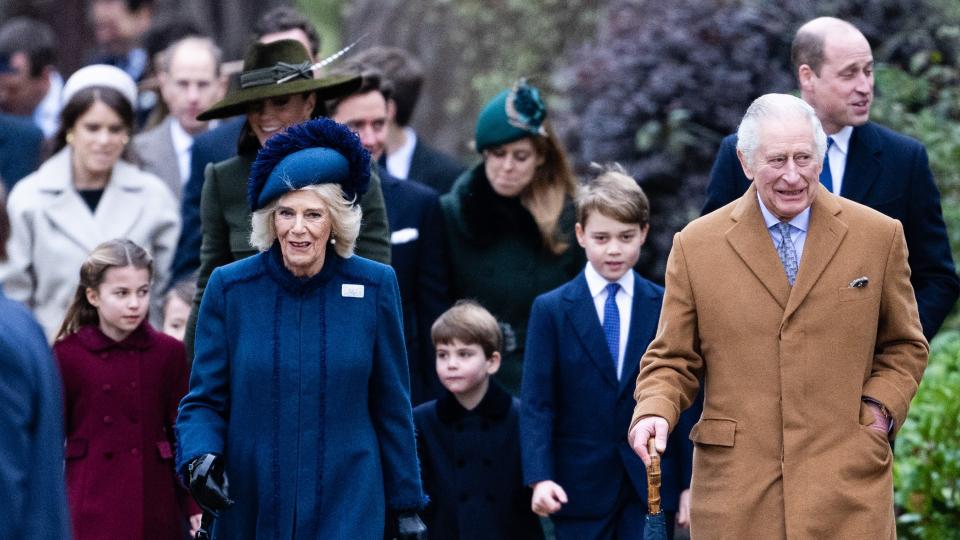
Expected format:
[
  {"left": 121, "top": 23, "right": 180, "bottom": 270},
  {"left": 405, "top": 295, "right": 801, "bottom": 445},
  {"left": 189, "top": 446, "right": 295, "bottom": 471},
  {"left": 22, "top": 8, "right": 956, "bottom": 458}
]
[{"left": 391, "top": 227, "right": 419, "bottom": 245}]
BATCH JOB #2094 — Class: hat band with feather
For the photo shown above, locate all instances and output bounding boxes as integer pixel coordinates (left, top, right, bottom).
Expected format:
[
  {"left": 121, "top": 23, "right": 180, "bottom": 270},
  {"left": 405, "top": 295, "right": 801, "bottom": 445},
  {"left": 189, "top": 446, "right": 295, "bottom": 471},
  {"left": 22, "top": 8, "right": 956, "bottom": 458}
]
[{"left": 240, "top": 61, "right": 314, "bottom": 88}]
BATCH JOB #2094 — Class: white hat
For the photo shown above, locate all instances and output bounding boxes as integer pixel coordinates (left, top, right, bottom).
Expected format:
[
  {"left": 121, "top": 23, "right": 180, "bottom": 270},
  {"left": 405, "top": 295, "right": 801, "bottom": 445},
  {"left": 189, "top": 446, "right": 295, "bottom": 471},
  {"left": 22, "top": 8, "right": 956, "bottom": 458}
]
[{"left": 61, "top": 64, "right": 138, "bottom": 107}]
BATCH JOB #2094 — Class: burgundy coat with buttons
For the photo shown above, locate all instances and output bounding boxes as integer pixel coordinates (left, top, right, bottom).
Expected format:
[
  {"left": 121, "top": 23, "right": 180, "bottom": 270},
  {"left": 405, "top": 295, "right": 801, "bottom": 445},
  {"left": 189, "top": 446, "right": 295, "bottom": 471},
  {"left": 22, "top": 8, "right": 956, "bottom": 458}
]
[{"left": 53, "top": 322, "right": 198, "bottom": 540}]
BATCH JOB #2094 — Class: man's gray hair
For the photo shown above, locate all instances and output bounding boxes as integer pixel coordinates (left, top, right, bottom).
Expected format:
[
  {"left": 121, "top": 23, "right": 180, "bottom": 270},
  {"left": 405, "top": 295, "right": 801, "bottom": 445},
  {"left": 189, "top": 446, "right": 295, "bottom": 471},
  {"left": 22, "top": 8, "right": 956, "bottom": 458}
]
[{"left": 736, "top": 93, "right": 827, "bottom": 169}]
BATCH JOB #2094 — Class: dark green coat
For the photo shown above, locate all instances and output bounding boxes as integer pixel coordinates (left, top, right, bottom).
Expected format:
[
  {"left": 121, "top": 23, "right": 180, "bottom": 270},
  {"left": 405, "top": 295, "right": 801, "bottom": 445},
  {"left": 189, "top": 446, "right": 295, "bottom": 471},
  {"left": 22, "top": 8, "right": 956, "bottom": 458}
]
[
  {"left": 440, "top": 164, "right": 584, "bottom": 394},
  {"left": 184, "top": 154, "right": 391, "bottom": 357}
]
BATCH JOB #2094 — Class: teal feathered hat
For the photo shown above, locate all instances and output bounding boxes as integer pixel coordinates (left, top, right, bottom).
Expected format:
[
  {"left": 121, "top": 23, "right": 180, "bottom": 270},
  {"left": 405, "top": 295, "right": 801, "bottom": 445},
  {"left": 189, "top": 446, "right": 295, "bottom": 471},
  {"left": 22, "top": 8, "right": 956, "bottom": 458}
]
[
  {"left": 474, "top": 78, "right": 548, "bottom": 152},
  {"left": 247, "top": 118, "right": 370, "bottom": 211}
]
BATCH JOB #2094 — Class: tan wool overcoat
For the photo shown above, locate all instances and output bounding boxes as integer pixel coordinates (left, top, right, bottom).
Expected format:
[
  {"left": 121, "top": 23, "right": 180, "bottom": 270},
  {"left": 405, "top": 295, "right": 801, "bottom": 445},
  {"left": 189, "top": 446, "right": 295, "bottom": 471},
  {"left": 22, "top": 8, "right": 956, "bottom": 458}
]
[{"left": 631, "top": 184, "right": 928, "bottom": 539}]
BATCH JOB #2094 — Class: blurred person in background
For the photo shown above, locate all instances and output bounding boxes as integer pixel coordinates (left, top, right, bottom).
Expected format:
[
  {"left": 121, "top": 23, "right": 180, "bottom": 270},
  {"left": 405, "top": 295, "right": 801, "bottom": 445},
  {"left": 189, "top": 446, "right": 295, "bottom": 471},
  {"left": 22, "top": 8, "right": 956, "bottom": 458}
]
[
  {"left": 0, "top": 17, "right": 63, "bottom": 138},
  {"left": 161, "top": 278, "right": 194, "bottom": 341},
  {"left": 441, "top": 79, "right": 584, "bottom": 394},
  {"left": 0, "top": 186, "right": 71, "bottom": 540},
  {"left": 137, "top": 15, "right": 204, "bottom": 130},
  {"left": 134, "top": 36, "right": 226, "bottom": 199},
  {"left": 87, "top": 0, "right": 154, "bottom": 82},
  {"left": 0, "top": 64, "right": 179, "bottom": 340},
  {"left": 352, "top": 46, "right": 465, "bottom": 194}
]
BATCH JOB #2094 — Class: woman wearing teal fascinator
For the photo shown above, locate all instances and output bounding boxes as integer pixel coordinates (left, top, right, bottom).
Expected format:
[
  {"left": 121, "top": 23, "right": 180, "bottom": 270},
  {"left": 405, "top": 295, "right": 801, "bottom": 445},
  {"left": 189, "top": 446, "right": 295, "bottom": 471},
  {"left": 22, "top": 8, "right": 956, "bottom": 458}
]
[{"left": 440, "top": 79, "right": 584, "bottom": 394}]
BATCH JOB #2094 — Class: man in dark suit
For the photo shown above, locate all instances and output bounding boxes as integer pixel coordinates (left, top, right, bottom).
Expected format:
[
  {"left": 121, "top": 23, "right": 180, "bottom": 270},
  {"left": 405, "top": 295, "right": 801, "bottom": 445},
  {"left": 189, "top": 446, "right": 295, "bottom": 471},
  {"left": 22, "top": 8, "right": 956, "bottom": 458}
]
[
  {"left": 328, "top": 66, "right": 451, "bottom": 405},
  {"left": 702, "top": 17, "right": 959, "bottom": 340},
  {"left": 353, "top": 47, "right": 465, "bottom": 194}
]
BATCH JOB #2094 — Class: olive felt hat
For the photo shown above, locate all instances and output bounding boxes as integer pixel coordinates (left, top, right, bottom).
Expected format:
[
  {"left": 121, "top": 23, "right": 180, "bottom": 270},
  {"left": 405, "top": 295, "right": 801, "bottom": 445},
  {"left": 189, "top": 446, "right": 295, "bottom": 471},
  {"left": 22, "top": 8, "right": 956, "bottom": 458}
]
[
  {"left": 197, "top": 39, "right": 362, "bottom": 121},
  {"left": 474, "top": 79, "right": 548, "bottom": 152}
]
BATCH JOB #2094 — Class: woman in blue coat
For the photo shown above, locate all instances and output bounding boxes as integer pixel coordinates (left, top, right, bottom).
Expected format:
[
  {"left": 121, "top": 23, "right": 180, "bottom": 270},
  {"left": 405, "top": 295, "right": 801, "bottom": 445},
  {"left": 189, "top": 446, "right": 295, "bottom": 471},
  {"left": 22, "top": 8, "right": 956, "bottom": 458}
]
[{"left": 175, "top": 118, "right": 426, "bottom": 538}]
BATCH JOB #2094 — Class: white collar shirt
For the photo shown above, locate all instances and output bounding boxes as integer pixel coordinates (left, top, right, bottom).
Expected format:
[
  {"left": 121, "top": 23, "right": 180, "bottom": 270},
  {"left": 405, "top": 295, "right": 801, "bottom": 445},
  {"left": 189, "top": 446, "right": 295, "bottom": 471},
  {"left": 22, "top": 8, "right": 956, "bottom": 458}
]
[{"left": 386, "top": 126, "right": 417, "bottom": 180}]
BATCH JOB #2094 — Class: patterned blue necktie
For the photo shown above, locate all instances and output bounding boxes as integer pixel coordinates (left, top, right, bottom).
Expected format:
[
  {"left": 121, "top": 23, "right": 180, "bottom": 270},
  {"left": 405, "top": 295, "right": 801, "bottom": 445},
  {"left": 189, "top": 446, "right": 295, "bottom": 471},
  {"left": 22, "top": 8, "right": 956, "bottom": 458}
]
[
  {"left": 820, "top": 137, "right": 835, "bottom": 193},
  {"left": 603, "top": 283, "right": 621, "bottom": 375},
  {"left": 777, "top": 222, "right": 798, "bottom": 286}
]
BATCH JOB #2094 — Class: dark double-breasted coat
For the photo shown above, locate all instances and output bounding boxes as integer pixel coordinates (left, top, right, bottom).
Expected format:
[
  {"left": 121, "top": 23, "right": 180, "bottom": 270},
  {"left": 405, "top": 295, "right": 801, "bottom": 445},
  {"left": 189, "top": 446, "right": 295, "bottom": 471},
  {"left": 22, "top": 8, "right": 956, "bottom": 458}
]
[
  {"left": 53, "top": 322, "right": 196, "bottom": 540},
  {"left": 176, "top": 246, "right": 425, "bottom": 539},
  {"left": 521, "top": 271, "right": 694, "bottom": 519},
  {"left": 414, "top": 383, "right": 543, "bottom": 540}
]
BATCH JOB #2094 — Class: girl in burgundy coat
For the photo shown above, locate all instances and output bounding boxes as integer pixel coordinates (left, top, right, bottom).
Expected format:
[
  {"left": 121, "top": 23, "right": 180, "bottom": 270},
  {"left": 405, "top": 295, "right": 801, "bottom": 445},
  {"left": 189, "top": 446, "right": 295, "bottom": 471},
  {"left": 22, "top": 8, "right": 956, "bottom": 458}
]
[{"left": 53, "top": 239, "right": 200, "bottom": 540}]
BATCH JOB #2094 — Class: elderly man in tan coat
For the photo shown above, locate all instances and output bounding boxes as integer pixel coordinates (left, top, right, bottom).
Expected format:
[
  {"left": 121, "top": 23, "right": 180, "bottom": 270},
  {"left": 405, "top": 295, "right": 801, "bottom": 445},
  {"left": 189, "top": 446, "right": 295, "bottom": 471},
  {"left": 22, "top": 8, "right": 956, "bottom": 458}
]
[{"left": 628, "top": 93, "right": 928, "bottom": 538}]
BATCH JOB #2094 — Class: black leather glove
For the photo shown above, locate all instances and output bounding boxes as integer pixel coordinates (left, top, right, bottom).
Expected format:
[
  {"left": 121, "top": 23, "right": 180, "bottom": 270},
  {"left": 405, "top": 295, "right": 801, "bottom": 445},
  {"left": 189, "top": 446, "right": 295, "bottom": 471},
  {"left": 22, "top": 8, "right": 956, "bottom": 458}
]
[
  {"left": 187, "top": 453, "right": 235, "bottom": 515},
  {"left": 396, "top": 511, "right": 427, "bottom": 540}
]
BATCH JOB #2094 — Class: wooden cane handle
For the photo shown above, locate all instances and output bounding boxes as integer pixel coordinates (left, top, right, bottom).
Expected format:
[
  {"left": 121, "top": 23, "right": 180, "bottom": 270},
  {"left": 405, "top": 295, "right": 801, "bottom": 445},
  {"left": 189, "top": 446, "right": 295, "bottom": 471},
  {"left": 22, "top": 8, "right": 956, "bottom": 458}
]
[{"left": 646, "top": 438, "right": 662, "bottom": 514}]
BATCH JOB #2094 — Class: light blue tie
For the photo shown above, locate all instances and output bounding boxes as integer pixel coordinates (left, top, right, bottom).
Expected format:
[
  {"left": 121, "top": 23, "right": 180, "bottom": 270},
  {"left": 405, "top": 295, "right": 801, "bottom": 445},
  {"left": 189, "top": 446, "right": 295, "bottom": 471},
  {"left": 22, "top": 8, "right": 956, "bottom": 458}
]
[
  {"left": 603, "top": 283, "right": 621, "bottom": 375},
  {"left": 820, "top": 137, "right": 835, "bottom": 193},
  {"left": 777, "top": 222, "right": 798, "bottom": 286}
]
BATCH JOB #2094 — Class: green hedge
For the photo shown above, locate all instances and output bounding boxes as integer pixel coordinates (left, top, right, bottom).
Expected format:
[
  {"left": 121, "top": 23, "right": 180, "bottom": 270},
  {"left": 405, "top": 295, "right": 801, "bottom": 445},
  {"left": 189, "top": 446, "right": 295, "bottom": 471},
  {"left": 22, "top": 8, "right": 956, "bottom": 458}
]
[{"left": 895, "top": 331, "right": 960, "bottom": 538}]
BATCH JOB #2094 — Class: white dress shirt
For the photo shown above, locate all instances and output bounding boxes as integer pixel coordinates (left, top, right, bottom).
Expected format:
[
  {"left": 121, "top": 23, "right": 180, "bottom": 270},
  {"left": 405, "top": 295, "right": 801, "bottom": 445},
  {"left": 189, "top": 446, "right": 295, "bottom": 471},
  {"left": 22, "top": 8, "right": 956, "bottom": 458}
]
[
  {"left": 386, "top": 126, "right": 417, "bottom": 180},
  {"left": 34, "top": 71, "right": 63, "bottom": 139},
  {"left": 584, "top": 263, "right": 634, "bottom": 379},
  {"left": 170, "top": 119, "right": 195, "bottom": 185}
]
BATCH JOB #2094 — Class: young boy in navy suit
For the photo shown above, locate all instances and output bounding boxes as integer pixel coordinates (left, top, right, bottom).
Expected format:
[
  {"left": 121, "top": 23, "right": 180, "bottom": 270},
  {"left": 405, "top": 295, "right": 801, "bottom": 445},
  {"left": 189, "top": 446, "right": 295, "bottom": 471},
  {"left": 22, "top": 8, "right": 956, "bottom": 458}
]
[
  {"left": 414, "top": 301, "right": 544, "bottom": 539},
  {"left": 521, "top": 166, "right": 694, "bottom": 539}
]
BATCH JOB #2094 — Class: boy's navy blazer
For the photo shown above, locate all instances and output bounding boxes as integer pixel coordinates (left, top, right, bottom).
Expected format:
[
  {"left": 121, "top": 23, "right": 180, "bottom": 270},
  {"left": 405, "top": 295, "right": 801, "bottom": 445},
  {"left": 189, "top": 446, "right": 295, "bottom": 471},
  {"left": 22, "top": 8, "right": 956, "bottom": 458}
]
[
  {"left": 702, "top": 123, "right": 960, "bottom": 340},
  {"left": 521, "top": 270, "right": 694, "bottom": 517}
]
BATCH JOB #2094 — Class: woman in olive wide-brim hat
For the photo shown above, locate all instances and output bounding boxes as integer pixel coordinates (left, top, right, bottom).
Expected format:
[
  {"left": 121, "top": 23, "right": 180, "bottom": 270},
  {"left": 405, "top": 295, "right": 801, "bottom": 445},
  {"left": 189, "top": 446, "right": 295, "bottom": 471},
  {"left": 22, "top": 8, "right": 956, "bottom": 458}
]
[{"left": 183, "top": 38, "right": 392, "bottom": 358}]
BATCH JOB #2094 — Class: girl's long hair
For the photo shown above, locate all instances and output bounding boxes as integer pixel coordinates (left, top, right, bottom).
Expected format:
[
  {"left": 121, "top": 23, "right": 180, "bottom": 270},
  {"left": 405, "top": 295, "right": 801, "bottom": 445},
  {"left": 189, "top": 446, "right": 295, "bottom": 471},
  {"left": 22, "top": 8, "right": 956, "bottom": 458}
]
[{"left": 56, "top": 239, "right": 154, "bottom": 341}]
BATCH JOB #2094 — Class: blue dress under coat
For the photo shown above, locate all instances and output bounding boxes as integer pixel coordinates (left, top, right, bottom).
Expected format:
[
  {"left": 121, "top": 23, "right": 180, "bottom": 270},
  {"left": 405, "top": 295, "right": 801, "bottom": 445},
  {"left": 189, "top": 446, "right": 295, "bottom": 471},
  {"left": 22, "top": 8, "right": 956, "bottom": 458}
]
[{"left": 175, "top": 244, "right": 425, "bottom": 539}]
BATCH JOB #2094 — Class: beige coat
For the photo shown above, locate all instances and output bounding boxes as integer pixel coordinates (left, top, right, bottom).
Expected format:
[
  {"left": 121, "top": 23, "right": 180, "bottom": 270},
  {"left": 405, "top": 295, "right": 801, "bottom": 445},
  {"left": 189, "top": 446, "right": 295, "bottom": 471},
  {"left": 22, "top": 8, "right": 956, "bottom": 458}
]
[
  {"left": 0, "top": 148, "right": 180, "bottom": 340},
  {"left": 631, "top": 184, "right": 927, "bottom": 539}
]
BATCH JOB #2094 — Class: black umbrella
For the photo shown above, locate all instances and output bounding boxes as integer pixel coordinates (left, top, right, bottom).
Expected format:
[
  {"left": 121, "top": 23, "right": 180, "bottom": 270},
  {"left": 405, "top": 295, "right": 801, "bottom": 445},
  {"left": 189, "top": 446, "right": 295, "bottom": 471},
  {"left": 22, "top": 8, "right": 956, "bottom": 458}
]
[{"left": 644, "top": 438, "right": 668, "bottom": 540}]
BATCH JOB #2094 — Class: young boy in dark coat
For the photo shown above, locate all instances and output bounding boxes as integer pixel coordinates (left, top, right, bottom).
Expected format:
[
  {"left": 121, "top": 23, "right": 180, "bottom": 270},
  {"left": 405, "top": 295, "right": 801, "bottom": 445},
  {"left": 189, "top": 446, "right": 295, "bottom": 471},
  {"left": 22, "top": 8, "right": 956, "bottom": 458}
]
[
  {"left": 414, "top": 301, "right": 544, "bottom": 539},
  {"left": 521, "top": 166, "right": 696, "bottom": 539}
]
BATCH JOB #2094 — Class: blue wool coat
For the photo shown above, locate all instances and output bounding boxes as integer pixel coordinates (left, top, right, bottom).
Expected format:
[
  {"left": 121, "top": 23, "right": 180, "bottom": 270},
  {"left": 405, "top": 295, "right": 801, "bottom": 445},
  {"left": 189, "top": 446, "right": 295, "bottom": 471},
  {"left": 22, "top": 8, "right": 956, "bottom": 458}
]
[
  {"left": 0, "top": 290, "right": 70, "bottom": 540},
  {"left": 521, "top": 271, "right": 695, "bottom": 518},
  {"left": 175, "top": 245, "right": 425, "bottom": 539}
]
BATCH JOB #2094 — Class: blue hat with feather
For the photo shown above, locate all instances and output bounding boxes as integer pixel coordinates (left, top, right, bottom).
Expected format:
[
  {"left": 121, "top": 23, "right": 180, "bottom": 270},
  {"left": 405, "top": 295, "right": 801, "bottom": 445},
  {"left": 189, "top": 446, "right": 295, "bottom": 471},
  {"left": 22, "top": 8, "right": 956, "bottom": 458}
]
[{"left": 248, "top": 118, "right": 371, "bottom": 211}]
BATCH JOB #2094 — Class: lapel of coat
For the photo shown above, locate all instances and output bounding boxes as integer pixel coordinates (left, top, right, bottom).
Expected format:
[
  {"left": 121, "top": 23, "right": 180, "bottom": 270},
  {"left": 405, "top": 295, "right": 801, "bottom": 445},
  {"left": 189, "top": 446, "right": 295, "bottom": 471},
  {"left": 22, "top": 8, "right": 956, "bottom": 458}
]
[
  {"left": 39, "top": 149, "right": 101, "bottom": 253},
  {"left": 839, "top": 123, "right": 882, "bottom": 203},
  {"left": 152, "top": 117, "right": 182, "bottom": 196},
  {"left": 782, "top": 189, "right": 847, "bottom": 322},
  {"left": 619, "top": 274, "right": 660, "bottom": 397},
  {"left": 94, "top": 160, "right": 148, "bottom": 239},
  {"left": 563, "top": 273, "right": 619, "bottom": 389},
  {"left": 725, "top": 184, "right": 791, "bottom": 310}
]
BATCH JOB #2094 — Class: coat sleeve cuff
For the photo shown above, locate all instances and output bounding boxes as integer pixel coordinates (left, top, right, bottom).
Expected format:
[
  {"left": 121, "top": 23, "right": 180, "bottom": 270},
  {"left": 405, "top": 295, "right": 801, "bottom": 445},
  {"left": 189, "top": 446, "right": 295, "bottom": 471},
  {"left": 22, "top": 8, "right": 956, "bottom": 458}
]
[{"left": 630, "top": 395, "right": 680, "bottom": 434}]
